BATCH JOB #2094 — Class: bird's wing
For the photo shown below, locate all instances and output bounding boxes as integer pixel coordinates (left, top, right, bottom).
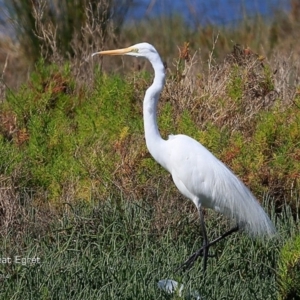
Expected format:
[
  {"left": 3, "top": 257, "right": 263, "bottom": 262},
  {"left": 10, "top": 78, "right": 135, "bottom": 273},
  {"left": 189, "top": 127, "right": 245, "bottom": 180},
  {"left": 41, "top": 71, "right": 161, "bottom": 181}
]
[{"left": 166, "top": 134, "right": 275, "bottom": 237}]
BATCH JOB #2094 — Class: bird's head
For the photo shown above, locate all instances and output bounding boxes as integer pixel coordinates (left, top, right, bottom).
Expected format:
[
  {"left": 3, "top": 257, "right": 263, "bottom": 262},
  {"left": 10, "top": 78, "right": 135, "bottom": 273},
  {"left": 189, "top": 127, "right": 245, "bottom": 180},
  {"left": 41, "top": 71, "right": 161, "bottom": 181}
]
[{"left": 92, "top": 42, "right": 158, "bottom": 60}]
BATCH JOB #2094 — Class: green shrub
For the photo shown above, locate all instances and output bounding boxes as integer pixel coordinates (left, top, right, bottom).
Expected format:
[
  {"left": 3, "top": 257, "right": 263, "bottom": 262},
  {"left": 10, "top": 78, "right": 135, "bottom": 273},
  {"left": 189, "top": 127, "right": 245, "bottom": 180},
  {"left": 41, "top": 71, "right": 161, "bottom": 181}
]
[
  {"left": 0, "top": 62, "right": 140, "bottom": 201},
  {"left": 278, "top": 235, "right": 300, "bottom": 300},
  {"left": 0, "top": 56, "right": 299, "bottom": 208}
]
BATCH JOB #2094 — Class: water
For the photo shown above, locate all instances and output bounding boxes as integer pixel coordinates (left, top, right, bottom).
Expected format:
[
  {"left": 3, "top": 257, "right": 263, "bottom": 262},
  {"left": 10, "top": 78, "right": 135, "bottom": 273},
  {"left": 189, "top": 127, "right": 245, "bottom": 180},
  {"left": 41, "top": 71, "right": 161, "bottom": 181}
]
[
  {"left": 127, "top": 0, "right": 291, "bottom": 26},
  {"left": 0, "top": 0, "right": 291, "bottom": 36},
  {"left": 0, "top": 1, "right": 13, "bottom": 37}
]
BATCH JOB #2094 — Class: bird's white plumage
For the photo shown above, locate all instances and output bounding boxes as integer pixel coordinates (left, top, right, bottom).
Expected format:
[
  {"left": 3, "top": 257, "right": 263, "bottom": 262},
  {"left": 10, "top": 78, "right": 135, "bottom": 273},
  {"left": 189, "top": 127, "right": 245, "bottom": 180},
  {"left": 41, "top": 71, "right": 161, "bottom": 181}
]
[
  {"left": 94, "top": 42, "right": 275, "bottom": 241},
  {"left": 162, "top": 134, "right": 274, "bottom": 236}
]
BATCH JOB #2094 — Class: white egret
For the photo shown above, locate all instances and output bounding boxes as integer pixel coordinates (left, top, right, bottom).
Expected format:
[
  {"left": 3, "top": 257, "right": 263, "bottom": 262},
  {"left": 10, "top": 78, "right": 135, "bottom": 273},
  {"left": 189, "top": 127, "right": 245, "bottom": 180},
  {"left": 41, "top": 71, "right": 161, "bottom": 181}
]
[{"left": 92, "top": 43, "right": 276, "bottom": 272}]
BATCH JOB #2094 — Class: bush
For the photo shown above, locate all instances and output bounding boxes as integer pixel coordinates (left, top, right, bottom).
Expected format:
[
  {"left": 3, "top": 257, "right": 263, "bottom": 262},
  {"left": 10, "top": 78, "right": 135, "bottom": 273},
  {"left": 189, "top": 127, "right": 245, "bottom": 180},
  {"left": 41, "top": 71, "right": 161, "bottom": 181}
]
[
  {"left": 278, "top": 235, "right": 300, "bottom": 300},
  {"left": 6, "top": 0, "right": 134, "bottom": 61},
  {"left": 0, "top": 47, "right": 300, "bottom": 210}
]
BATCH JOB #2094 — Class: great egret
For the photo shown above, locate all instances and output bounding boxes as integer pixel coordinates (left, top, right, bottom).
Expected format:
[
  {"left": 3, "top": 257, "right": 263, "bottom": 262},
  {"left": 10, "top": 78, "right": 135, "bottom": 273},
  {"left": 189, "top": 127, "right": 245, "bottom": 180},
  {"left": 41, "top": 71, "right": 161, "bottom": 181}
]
[{"left": 92, "top": 43, "right": 276, "bottom": 272}]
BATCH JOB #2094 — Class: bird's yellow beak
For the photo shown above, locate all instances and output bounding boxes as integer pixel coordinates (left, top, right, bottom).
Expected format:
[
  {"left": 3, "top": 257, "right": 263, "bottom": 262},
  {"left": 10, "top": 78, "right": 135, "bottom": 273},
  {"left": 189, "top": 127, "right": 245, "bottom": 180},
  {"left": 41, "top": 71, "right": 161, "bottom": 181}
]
[{"left": 92, "top": 46, "right": 136, "bottom": 57}]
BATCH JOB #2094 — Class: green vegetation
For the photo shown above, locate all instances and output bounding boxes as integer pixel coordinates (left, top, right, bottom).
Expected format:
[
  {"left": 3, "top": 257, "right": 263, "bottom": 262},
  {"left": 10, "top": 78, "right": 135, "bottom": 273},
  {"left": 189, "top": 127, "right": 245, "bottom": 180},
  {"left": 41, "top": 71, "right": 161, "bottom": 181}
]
[
  {"left": 278, "top": 235, "right": 300, "bottom": 299},
  {"left": 0, "top": 45, "right": 299, "bottom": 298},
  {"left": 1, "top": 51, "right": 299, "bottom": 205},
  {"left": 0, "top": 195, "right": 297, "bottom": 299}
]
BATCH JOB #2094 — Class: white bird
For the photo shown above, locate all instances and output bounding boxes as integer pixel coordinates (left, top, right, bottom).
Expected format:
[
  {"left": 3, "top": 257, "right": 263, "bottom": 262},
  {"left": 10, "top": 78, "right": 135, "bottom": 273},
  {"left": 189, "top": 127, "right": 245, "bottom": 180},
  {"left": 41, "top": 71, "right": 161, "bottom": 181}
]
[{"left": 92, "top": 43, "right": 276, "bottom": 272}]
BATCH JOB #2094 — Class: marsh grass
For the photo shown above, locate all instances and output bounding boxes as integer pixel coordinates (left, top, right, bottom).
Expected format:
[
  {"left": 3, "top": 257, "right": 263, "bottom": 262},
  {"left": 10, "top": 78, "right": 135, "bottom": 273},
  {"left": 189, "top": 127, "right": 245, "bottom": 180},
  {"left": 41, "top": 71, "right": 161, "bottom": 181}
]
[{"left": 0, "top": 192, "right": 298, "bottom": 299}]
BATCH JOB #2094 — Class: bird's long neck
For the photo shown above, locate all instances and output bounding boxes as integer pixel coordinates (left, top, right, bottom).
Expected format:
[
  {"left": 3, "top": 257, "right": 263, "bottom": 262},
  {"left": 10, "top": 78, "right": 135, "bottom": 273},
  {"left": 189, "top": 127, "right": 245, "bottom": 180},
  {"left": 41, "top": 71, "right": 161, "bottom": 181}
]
[{"left": 143, "top": 55, "right": 166, "bottom": 167}]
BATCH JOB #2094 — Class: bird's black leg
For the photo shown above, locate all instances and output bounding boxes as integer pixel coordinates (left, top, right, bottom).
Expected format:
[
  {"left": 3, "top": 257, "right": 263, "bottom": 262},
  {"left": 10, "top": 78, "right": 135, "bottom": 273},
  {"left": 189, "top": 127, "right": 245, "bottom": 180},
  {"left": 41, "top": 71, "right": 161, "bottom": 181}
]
[
  {"left": 177, "top": 206, "right": 210, "bottom": 273},
  {"left": 199, "top": 206, "right": 209, "bottom": 273},
  {"left": 177, "top": 223, "right": 239, "bottom": 272}
]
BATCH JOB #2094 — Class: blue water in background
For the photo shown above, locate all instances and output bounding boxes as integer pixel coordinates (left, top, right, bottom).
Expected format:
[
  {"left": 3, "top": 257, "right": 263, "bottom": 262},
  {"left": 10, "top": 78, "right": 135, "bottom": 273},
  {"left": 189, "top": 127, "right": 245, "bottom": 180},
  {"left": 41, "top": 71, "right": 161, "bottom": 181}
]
[
  {"left": 0, "top": 0, "right": 291, "bottom": 37},
  {"left": 127, "top": 0, "right": 290, "bottom": 26}
]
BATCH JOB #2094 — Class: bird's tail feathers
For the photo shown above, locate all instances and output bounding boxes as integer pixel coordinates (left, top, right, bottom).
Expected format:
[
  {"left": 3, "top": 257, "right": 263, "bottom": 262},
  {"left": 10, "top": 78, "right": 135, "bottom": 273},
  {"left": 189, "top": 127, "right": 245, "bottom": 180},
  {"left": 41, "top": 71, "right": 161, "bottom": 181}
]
[{"left": 215, "top": 168, "right": 276, "bottom": 238}]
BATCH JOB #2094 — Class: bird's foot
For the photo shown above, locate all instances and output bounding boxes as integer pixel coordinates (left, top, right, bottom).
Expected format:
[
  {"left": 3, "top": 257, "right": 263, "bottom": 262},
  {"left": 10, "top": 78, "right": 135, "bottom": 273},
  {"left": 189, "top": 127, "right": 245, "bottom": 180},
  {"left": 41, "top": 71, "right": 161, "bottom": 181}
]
[
  {"left": 176, "top": 246, "right": 215, "bottom": 271},
  {"left": 176, "top": 226, "right": 239, "bottom": 272}
]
